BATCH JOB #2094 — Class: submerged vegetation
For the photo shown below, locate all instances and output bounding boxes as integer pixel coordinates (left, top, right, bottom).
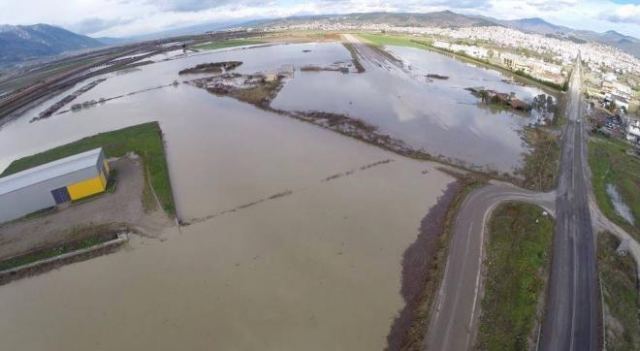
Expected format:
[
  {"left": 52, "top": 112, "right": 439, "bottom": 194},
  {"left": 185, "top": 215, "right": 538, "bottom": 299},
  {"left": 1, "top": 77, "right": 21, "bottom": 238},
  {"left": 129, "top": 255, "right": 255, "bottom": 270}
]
[
  {"left": 178, "top": 61, "right": 242, "bottom": 74},
  {"left": 589, "top": 136, "right": 640, "bottom": 240},
  {"left": 2, "top": 122, "right": 175, "bottom": 216},
  {"left": 598, "top": 232, "right": 640, "bottom": 350},
  {"left": 476, "top": 202, "right": 554, "bottom": 350}
]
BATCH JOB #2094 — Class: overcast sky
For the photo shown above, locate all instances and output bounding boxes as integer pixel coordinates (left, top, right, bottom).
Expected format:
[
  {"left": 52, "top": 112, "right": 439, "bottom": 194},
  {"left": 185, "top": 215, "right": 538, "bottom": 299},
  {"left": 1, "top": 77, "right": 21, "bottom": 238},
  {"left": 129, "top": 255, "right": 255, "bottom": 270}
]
[{"left": 1, "top": 0, "right": 640, "bottom": 38}]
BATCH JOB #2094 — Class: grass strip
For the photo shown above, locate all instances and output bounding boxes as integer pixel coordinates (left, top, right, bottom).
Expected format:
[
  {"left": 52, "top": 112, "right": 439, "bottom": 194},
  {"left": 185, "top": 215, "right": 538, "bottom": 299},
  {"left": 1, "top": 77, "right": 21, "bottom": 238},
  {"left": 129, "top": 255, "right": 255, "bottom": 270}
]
[
  {"left": 1, "top": 122, "right": 175, "bottom": 216},
  {"left": 588, "top": 136, "right": 640, "bottom": 240},
  {"left": 476, "top": 202, "right": 554, "bottom": 350},
  {"left": 598, "top": 231, "right": 640, "bottom": 350}
]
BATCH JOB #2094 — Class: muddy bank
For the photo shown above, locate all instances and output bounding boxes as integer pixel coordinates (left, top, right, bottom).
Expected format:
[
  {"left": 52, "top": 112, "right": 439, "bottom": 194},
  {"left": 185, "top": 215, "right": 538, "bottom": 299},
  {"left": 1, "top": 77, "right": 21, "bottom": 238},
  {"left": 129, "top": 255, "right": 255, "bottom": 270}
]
[
  {"left": 300, "top": 64, "right": 349, "bottom": 73},
  {"left": 0, "top": 224, "right": 129, "bottom": 286},
  {"left": 342, "top": 42, "right": 365, "bottom": 73},
  {"left": 179, "top": 61, "right": 242, "bottom": 75},
  {"left": 386, "top": 172, "right": 486, "bottom": 351}
]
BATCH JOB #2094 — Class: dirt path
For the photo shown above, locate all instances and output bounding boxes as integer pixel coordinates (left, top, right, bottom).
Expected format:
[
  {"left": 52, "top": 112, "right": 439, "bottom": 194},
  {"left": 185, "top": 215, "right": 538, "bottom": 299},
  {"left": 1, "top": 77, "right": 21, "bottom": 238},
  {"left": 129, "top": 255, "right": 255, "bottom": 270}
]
[
  {"left": 341, "top": 34, "right": 405, "bottom": 73},
  {"left": 0, "top": 156, "right": 173, "bottom": 260}
]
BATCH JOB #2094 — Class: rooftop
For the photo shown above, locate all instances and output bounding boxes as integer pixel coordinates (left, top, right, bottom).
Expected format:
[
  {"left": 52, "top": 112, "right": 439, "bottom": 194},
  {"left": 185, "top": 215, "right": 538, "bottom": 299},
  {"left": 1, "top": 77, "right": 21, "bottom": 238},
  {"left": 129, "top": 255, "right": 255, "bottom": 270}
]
[{"left": 0, "top": 148, "right": 103, "bottom": 196}]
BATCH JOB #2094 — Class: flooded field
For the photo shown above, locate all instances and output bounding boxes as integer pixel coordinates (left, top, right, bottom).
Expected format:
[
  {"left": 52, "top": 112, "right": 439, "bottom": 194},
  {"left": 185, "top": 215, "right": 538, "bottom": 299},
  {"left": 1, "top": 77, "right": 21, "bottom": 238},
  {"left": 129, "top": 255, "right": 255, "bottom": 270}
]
[
  {"left": 606, "top": 183, "right": 635, "bottom": 225},
  {"left": 0, "top": 86, "right": 453, "bottom": 349},
  {"left": 0, "top": 40, "right": 549, "bottom": 349},
  {"left": 1, "top": 41, "right": 552, "bottom": 174}
]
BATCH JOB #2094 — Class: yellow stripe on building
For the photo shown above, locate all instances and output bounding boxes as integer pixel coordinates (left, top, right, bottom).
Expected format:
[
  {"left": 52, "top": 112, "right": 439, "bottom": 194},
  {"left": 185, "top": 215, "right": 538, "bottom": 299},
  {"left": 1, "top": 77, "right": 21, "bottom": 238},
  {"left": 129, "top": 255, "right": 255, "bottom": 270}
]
[{"left": 67, "top": 172, "right": 107, "bottom": 200}]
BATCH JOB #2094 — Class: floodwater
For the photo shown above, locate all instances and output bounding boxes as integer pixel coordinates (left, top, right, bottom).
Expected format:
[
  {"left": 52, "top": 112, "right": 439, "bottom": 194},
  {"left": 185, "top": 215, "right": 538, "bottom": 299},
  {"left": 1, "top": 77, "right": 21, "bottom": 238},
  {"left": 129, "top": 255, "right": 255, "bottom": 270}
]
[
  {"left": 1, "top": 42, "right": 551, "bottom": 174},
  {"left": 272, "top": 45, "right": 552, "bottom": 173},
  {"left": 0, "top": 43, "right": 456, "bottom": 350},
  {"left": 606, "top": 183, "right": 635, "bottom": 225}
]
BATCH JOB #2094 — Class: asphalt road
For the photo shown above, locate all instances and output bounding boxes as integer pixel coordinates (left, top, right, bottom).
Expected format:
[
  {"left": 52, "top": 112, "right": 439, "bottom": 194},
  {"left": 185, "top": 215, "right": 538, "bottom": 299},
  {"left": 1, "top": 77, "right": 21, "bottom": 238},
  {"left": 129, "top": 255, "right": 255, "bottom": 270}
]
[
  {"left": 425, "top": 57, "right": 600, "bottom": 351},
  {"left": 424, "top": 182, "right": 555, "bottom": 351},
  {"left": 340, "top": 35, "right": 600, "bottom": 349},
  {"left": 538, "top": 57, "right": 600, "bottom": 351}
]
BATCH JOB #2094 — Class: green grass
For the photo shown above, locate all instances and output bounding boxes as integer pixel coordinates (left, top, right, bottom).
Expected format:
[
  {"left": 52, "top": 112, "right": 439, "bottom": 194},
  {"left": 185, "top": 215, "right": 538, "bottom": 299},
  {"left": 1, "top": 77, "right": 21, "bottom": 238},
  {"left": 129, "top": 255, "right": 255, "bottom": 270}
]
[
  {"left": 598, "top": 232, "right": 640, "bottom": 350},
  {"left": 476, "top": 202, "right": 554, "bottom": 351},
  {"left": 192, "top": 39, "right": 264, "bottom": 51},
  {"left": 1, "top": 122, "right": 175, "bottom": 216},
  {"left": 0, "top": 223, "right": 121, "bottom": 271},
  {"left": 356, "top": 33, "right": 433, "bottom": 49},
  {"left": 589, "top": 136, "right": 640, "bottom": 240}
]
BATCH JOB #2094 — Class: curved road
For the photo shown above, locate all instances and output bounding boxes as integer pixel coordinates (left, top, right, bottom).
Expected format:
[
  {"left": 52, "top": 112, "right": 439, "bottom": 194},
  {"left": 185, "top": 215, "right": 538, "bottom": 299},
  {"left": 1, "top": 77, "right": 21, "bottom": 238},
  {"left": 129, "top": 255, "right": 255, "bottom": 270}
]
[
  {"left": 425, "top": 182, "right": 555, "bottom": 351},
  {"left": 426, "top": 56, "right": 602, "bottom": 350}
]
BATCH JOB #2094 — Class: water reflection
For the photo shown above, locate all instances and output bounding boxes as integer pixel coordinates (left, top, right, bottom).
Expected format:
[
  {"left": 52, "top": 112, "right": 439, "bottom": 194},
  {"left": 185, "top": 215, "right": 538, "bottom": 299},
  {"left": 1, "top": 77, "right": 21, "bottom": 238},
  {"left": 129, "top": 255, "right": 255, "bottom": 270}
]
[{"left": 1, "top": 42, "right": 551, "bottom": 174}]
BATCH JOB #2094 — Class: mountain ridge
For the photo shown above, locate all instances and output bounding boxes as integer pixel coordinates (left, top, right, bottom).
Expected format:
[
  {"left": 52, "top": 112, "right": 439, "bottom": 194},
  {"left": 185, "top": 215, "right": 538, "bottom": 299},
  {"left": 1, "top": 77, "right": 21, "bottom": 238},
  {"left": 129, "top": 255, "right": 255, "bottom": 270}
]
[{"left": 0, "top": 23, "right": 103, "bottom": 67}]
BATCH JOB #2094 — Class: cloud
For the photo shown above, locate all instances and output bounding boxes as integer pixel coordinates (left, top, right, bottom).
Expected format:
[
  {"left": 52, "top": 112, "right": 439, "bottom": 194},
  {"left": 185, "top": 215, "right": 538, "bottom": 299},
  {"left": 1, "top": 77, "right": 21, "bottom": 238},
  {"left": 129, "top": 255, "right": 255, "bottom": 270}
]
[
  {"left": 1, "top": 0, "right": 640, "bottom": 38},
  {"left": 149, "top": 0, "right": 271, "bottom": 12},
  {"left": 67, "top": 17, "right": 135, "bottom": 35},
  {"left": 600, "top": 4, "right": 640, "bottom": 25}
]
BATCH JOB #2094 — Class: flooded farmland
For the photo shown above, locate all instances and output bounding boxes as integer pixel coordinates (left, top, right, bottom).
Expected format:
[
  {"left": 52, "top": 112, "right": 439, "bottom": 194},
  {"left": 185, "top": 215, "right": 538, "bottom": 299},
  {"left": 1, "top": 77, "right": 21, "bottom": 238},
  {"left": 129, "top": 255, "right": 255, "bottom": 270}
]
[{"left": 0, "top": 40, "right": 550, "bottom": 349}]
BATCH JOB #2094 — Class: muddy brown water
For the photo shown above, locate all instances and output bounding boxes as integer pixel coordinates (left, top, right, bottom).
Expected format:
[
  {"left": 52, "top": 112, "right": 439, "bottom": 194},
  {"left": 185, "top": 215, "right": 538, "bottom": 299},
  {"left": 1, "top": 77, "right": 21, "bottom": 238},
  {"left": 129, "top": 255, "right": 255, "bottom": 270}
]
[
  {"left": 0, "top": 42, "right": 546, "bottom": 349},
  {"left": 0, "top": 98, "right": 453, "bottom": 349}
]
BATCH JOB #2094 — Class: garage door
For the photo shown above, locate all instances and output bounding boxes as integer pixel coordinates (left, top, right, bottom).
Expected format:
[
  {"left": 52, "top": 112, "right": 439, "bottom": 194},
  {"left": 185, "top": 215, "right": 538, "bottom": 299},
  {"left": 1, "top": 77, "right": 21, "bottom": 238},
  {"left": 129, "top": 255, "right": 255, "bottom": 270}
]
[{"left": 51, "top": 187, "right": 71, "bottom": 204}]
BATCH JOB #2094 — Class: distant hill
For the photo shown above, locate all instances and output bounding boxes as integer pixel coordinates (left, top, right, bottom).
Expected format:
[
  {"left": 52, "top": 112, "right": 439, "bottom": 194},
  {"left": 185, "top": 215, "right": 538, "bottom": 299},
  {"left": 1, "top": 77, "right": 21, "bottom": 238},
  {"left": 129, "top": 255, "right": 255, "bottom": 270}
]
[
  {"left": 256, "top": 11, "right": 494, "bottom": 28},
  {"left": 255, "top": 12, "right": 640, "bottom": 58},
  {"left": 0, "top": 24, "right": 103, "bottom": 66},
  {"left": 496, "top": 17, "right": 640, "bottom": 57},
  {"left": 499, "top": 17, "right": 571, "bottom": 35},
  {"left": 95, "top": 36, "right": 132, "bottom": 46}
]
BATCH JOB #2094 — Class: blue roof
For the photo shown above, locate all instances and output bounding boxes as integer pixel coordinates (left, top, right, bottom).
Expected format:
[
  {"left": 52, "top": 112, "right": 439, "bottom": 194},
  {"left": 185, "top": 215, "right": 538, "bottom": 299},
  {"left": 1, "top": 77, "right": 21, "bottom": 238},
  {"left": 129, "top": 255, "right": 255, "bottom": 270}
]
[{"left": 0, "top": 148, "right": 103, "bottom": 196}]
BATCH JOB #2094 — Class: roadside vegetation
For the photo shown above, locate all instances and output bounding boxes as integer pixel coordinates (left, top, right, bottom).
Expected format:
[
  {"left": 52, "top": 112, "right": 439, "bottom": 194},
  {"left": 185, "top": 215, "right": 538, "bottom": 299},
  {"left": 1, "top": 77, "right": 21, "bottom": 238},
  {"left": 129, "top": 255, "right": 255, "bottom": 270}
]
[
  {"left": 476, "top": 202, "right": 554, "bottom": 351},
  {"left": 589, "top": 136, "right": 640, "bottom": 240},
  {"left": 1, "top": 122, "right": 175, "bottom": 216},
  {"left": 520, "top": 128, "right": 561, "bottom": 192},
  {"left": 387, "top": 170, "right": 487, "bottom": 351},
  {"left": 192, "top": 38, "right": 263, "bottom": 51},
  {"left": 598, "top": 232, "right": 640, "bottom": 350}
]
